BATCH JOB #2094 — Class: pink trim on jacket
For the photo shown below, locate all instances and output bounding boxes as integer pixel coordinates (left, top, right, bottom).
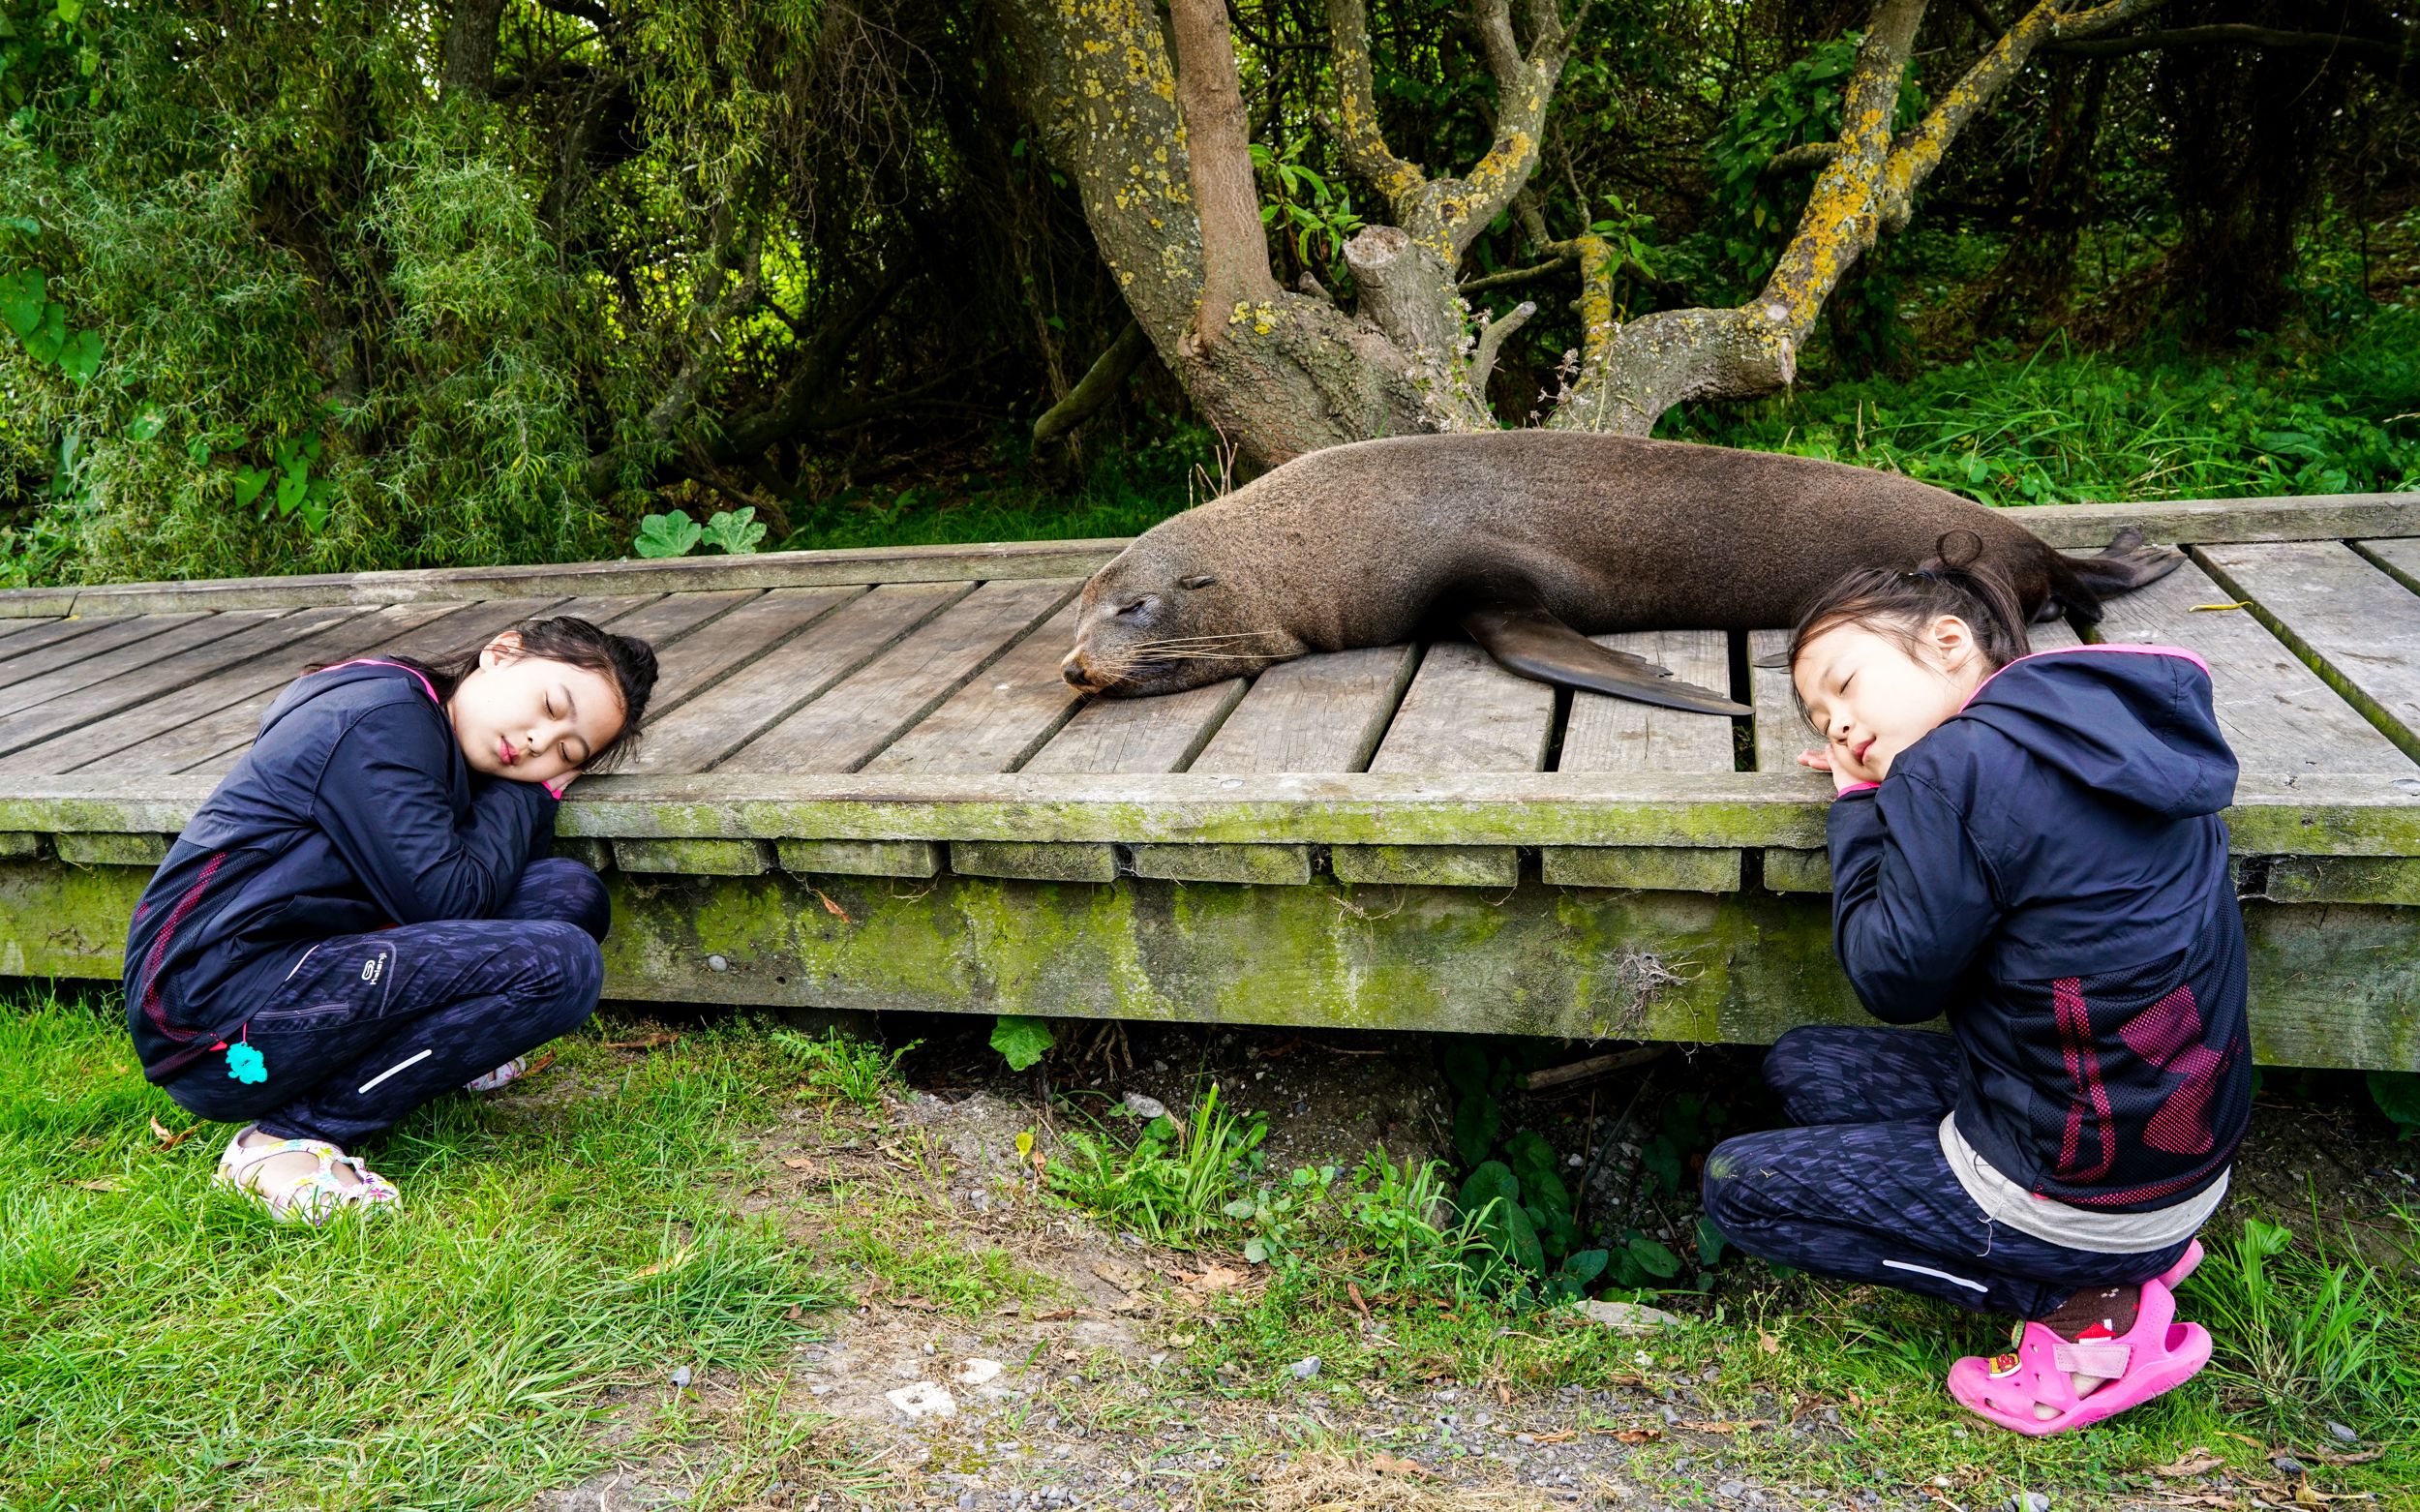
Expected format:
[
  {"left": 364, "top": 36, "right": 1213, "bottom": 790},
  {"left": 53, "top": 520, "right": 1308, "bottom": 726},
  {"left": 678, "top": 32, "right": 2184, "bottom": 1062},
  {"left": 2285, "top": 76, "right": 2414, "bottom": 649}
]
[
  {"left": 1832, "top": 780, "right": 1881, "bottom": 798},
  {"left": 316, "top": 657, "right": 442, "bottom": 708},
  {"left": 1958, "top": 642, "right": 2211, "bottom": 713}
]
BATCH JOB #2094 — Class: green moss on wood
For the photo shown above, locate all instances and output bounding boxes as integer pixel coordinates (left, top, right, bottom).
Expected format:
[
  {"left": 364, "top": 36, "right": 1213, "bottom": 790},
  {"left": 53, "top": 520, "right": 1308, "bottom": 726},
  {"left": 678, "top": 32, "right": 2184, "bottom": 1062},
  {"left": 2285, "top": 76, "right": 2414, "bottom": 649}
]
[
  {"left": 1333, "top": 845, "right": 1518, "bottom": 888},
  {"left": 775, "top": 839, "right": 942, "bottom": 879},
  {"left": 55, "top": 832, "right": 169, "bottom": 868},
  {"left": 1763, "top": 849, "right": 1832, "bottom": 892},
  {"left": 1128, "top": 843, "right": 1313, "bottom": 886},
  {"left": 950, "top": 840, "right": 1119, "bottom": 883},
  {"left": 1543, "top": 846, "right": 1741, "bottom": 892},
  {"left": 613, "top": 838, "right": 771, "bottom": 876}
]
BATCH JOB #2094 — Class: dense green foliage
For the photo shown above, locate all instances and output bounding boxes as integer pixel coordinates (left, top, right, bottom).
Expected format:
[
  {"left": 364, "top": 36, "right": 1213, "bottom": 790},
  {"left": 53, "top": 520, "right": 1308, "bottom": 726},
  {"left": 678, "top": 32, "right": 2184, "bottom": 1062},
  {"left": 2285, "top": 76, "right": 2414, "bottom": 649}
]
[{"left": 0, "top": 1, "right": 2413, "bottom": 588}]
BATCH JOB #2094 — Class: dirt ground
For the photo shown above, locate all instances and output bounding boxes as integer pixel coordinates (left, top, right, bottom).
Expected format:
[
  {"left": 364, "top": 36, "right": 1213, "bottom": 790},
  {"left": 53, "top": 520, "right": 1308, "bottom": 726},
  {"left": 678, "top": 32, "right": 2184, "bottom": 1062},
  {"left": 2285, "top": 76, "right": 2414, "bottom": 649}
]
[{"left": 526, "top": 1018, "right": 2418, "bottom": 1512}]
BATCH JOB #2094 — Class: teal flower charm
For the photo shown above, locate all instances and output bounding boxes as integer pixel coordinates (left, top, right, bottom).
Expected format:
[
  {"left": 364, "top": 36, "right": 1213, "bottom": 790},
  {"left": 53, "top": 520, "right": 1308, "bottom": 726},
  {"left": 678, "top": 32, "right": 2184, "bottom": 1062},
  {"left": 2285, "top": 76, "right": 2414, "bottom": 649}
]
[{"left": 226, "top": 1043, "right": 267, "bottom": 1084}]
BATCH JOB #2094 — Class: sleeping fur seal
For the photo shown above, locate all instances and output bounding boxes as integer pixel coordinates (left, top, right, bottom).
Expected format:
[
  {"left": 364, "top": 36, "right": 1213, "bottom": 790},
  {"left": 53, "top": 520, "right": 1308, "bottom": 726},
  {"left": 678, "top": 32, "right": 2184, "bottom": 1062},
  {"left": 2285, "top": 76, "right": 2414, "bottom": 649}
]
[{"left": 1061, "top": 432, "right": 2182, "bottom": 714}]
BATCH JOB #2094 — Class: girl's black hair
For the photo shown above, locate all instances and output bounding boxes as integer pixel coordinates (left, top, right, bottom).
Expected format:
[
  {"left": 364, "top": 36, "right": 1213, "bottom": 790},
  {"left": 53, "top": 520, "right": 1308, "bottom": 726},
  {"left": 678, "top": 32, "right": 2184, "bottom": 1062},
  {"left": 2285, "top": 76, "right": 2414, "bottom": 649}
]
[
  {"left": 1788, "top": 530, "right": 2034, "bottom": 684},
  {"left": 315, "top": 617, "right": 660, "bottom": 771}
]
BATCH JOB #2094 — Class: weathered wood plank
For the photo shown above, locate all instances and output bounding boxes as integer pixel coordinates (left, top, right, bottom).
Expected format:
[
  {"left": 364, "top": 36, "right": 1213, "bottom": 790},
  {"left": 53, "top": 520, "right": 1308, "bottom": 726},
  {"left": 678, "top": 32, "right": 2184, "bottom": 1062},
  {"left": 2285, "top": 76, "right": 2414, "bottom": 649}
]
[
  {"left": 0, "top": 613, "right": 212, "bottom": 699},
  {"left": 2359, "top": 537, "right": 2420, "bottom": 595},
  {"left": 2091, "top": 557, "right": 2412, "bottom": 778},
  {"left": 0, "top": 607, "right": 363, "bottom": 764},
  {"left": 0, "top": 537, "right": 1129, "bottom": 618},
  {"left": 170, "top": 598, "right": 577, "bottom": 777},
  {"left": 8, "top": 770, "right": 2415, "bottom": 855},
  {"left": 1001, "top": 675, "right": 1248, "bottom": 881},
  {"left": 863, "top": 600, "right": 1088, "bottom": 778},
  {"left": 1547, "top": 630, "right": 1739, "bottom": 892},
  {"left": 2196, "top": 541, "right": 2420, "bottom": 763},
  {"left": 16, "top": 603, "right": 465, "bottom": 778},
  {"left": 628, "top": 582, "right": 974, "bottom": 775},
  {"left": 3, "top": 862, "right": 2410, "bottom": 1067},
  {"left": 1022, "top": 678, "right": 1248, "bottom": 775},
  {"left": 0, "top": 612, "right": 274, "bottom": 723},
  {"left": 720, "top": 578, "right": 1079, "bottom": 774},
  {"left": 775, "top": 838, "right": 943, "bottom": 879},
  {"left": 1748, "top": 627, "right": 1830, "bottom": 892},
  {"left": 0, "top": 617, "right": 123, "bottom": 665},
  {"left": 1191, "top": 646, "right": 1417, "bottom": 774},
  {"left": 1345, "top": 642, "right": 1555, "bottom": 886},
  {"left": 2019, "top": 494, "right": 2420, "bottom": 550},
  {"left": 636, "top": 588, "right": 844, "bottom": 713},
  {"left": 2255, "top": 855, "right": 2420, "bottom": 907},
  {"left": 592, "top": 588, "right": 763, "bottom": 646},
  {"left": 1133, "top": 645, "right": 1417, "bottom": 884},
  {"left": 55, "top": 832, "right": 170, "bottom": 867},
  {"left": 612, "top": 837, "right": 772, "bottom": 875},
  {"left": 0, "top": 617, "right": 62, "bottom": 648}
]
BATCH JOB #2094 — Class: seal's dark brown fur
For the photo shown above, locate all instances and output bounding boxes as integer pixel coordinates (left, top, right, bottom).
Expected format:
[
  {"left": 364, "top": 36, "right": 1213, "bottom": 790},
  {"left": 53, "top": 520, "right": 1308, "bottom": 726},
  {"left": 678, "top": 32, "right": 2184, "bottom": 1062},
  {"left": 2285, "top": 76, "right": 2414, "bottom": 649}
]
[{"left": 1064, "top": 432, "right": 2179, "bottom": 700}]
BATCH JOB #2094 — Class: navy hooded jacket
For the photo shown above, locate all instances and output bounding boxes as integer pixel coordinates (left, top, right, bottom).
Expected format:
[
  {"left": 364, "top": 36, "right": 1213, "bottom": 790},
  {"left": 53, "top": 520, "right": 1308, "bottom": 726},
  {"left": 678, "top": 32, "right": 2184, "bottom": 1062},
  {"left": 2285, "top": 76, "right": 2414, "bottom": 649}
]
[
  {"left": 124, "top": 660, "right": 558, "bottom": 1083},
  {"left": 1828, "top": 645, "right": 2251, "bottom": 1212}
]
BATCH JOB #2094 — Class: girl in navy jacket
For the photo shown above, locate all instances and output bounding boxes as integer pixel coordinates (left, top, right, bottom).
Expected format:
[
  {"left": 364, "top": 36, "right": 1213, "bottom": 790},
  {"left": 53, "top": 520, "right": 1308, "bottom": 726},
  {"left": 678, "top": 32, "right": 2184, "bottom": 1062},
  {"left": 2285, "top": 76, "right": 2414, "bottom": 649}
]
[
  {"left": 1702, "top": 551, "right": 2248, "bottom": 1436},
  {"left": 125, "top": 617, "right": 656, "bottom": 1224}
]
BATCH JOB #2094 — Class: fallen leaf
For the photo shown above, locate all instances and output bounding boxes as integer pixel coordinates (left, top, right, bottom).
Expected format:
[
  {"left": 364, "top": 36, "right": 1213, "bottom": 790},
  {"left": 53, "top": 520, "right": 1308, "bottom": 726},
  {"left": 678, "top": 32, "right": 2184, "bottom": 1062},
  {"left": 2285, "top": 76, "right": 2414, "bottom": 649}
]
[
  {"left": 149, "top": 1116, "right": 196, "bottom": 1151},
  {"left": 782, "top": 1158, "right": 814, "bottom": 1170},
  {"left": 1347, "top": 1282, "right": 1372, "bottom": 1319},
  {"left": 1183, "top": 1264, "right": 1246, "bottom": 1293},
  {"left": 2190, "top": 601, "right": 2253, "bottom": 613},
  {"left": 601, "top": 1032, "right": 679, "bottom": 1051},
  {"left": 632, "top": 1246, "right": 695, "bottom": 1278},
  {"left": 2155, "top": 1451, "right": 2224, "bottom": 1478},
  {"left": 1528, "top": 1431, "right": 1576, "bottom": 1444},
  {"left": 1677, "top": 1419, "right": 1774, "bottom": 1434},
  {"left": 811, "top": 887, "right": 853, "bottom": 924},
  {"left": 1370, "top": 1454, "right": 1436, "bottom": 1479},
  {"left": 1757, "top": 1328, "right": 1782, "bottom": 1355},
  {"left": 71, "top": 1177, "right": 121, "bottom": 1192},
  {"left": 1598, "top": 1428, "right": 1662, "bottom": 1444},
  {"left": 1497, "top": 1381, "right": 1512, "bottom": 1408},
  {"left": 785, "top": 1304, "right": 807, "bottom": 1322},
  {"left": 1032, "top": 1307, "right": 1076, "bottom": 1322}
]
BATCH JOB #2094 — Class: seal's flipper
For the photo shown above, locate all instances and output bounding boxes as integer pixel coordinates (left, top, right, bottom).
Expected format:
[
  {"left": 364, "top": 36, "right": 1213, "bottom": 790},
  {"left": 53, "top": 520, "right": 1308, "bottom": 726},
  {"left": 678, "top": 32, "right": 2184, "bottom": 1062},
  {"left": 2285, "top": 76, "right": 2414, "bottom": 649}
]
[{"left": 1461, "top": 607, "right": 1751, "bottom": 716}]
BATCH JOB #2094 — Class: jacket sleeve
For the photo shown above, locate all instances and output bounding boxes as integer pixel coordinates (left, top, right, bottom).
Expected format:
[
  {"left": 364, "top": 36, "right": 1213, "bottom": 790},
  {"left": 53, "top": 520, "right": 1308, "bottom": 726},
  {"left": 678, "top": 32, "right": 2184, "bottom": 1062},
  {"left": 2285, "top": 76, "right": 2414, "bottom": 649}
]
[
  {"left": 1827, "top": 773, "right": 2003, "bottom": 1025},
  {"left": 311, "top": 702, "right": 560, "bottom": 923}
]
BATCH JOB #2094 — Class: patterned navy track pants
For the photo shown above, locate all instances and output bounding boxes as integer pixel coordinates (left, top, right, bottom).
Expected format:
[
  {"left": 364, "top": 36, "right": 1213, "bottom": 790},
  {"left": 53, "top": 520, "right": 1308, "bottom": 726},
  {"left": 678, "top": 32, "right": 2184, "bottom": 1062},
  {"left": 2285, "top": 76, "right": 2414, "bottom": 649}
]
[
  {"left": 1701, "top": 1025, "right": 2194, "bottom": 1320},
  {"left": 164, "top": 859, "right": 608, "bottom": 1148}
]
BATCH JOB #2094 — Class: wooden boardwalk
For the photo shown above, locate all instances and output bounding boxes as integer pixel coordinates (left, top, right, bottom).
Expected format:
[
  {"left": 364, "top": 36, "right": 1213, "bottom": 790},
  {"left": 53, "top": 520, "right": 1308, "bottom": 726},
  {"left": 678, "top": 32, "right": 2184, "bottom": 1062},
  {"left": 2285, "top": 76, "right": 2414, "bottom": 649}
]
[{"left": 0, "top": 493, "right": 2414, "bottom": 1070}]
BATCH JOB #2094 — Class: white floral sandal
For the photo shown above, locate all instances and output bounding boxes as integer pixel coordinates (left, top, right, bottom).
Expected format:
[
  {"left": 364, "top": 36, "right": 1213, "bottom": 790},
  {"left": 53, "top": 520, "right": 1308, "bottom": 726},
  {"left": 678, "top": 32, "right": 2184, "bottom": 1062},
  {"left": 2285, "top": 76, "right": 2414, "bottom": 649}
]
[
  {"left": 464, "top": 1056, "right": 529, "bottom": 1093},
  {"left": 214, "top": 1124, "right": 401, "bottom": 1225}
]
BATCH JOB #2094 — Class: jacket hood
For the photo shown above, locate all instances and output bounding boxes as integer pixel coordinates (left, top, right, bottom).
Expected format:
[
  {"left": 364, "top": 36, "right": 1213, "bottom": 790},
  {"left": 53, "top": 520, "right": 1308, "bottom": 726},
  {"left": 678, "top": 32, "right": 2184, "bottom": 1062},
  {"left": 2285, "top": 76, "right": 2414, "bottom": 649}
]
[
  {"left": 257, "top": 658, "right": 441, "bottom": 741},
  {"left": 1953, "top": 646, "right": 2236, "bottom": 820}
]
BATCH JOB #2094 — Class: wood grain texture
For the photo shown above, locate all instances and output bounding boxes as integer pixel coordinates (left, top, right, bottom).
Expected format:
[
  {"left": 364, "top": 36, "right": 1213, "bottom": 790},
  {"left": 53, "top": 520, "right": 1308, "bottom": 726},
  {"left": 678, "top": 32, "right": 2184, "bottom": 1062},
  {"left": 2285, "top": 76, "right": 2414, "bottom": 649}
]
[
  {"left": 720, "top": 579, "right": 1079, "bottom": 774},
  {"left": 2092, "top": 557, "right": 2411, "bottom": 778},
  {"left": 1190, "top": 645, "right": 1416, "bottom": 774},
  {"left": 864, "top": 599, "right": 1089, "bottom": 776},
  {"left": 0, "top": 614, "right": 212, "bottom": 705},
  {"left": 1021, "top": 678, "right": 1248, "bottom": 774},
  {"left": 2197, "top": 541, "right": 2420, "bottom": 762}
]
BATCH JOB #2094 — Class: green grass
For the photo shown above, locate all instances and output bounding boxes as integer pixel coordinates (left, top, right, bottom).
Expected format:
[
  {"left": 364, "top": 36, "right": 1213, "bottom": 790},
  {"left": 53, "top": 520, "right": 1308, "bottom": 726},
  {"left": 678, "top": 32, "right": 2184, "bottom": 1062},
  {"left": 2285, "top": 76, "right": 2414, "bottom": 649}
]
[
  {"left": 1671, "top": 303, "right": 2420, "bottom": 508},
  {"left": 0, "top": 989, "right": 837, "bottom": 1511}
]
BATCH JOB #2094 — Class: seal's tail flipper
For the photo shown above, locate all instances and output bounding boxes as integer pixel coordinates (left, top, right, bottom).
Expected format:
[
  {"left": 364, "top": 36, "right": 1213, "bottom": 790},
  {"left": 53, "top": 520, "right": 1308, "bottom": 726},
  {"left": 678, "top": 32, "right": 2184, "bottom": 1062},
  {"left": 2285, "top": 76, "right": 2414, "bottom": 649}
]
[
  {"left": 1461, "top": 606, "right": 1751, "bottom": 716},
  {"left": 2043, "top": 528, "right": 2188, "bottom": 623}
]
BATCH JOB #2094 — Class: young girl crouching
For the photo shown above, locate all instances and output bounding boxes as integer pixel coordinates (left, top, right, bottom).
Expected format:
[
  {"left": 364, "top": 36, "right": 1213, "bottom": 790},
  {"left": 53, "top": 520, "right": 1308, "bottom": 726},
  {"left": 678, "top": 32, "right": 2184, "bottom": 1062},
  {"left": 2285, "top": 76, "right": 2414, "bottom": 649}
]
[
  {"left": 1700, "top": 550, "right": 2250, "bottom": 1436},
  {"left": 124, "top": 618, "right": 657, "bottom": 1224}
]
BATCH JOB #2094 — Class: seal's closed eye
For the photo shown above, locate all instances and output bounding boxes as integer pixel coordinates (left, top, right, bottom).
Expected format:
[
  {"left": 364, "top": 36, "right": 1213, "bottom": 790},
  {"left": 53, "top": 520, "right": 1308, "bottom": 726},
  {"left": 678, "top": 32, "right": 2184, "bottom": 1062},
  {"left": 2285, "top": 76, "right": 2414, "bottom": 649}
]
[{"left": 1179, "top": 574, "right": 1218, "bottom": 590}]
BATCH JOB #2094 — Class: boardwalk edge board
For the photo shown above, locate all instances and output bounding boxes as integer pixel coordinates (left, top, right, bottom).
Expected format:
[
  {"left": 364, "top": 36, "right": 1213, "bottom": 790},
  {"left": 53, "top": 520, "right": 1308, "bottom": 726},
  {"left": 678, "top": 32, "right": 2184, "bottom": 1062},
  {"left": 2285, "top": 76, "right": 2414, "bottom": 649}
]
[{"left": 2, "top": 493, "right": 2414, "bottom": 618}]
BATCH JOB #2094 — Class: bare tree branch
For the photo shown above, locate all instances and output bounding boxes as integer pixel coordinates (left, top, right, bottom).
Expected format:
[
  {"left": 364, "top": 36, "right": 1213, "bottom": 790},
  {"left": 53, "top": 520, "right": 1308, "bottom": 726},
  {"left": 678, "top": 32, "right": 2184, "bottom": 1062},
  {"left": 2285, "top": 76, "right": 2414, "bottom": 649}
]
[
  {"left": 1876, "top": 0, "right": 2170, "bottom": 232},
  {"left": 2048, "top": 23, "right": 2414, "bottom": 67},
  {"left": 1033, "top": 321, "right": 1154, "bottom": 446},
  {"left": 1327, "top": 0, "right": 1423, "bottom": 216},
  {"left": 1168, "top": 0, "right": 1282, "bottom": 347},
  {"left": 1469, "top": 300, "right": 1535, "bottom": 395}
]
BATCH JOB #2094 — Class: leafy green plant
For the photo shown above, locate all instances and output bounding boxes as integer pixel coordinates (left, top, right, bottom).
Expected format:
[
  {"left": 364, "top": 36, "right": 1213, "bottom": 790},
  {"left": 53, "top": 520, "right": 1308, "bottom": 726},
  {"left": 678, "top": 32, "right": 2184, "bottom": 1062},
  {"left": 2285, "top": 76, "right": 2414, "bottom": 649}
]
[
  {"left": 989, "top": 1014, "right": 1054, "bottom": 1073},
  {"left": 1223, "top": 1162, "right": 1339, "bottom": 1268},
  {"left": 2368, "top": 1072, "right": 2420, "bottom": 1136},
  {"left": 1045, "top": 1082, "right": 1266, "bottom": 1247},
  {"left": 771, "top": 1028, "right": 916, "bottom": 1111},
  {"left": 1250, "top": 140, "right": 1364, "bottom": 285},
  {"left": 0, "top": 267, "right": 104, "bottom": 385},
  {"left": 1343, "top": 1152, "right": 1481, "bottom": 1297},
  {"left": 2185, "top": 1217, "right": 2405, "bottom": 1425},
  {"left": 634, "top": 505, "right": 767, "bottom": 559}
]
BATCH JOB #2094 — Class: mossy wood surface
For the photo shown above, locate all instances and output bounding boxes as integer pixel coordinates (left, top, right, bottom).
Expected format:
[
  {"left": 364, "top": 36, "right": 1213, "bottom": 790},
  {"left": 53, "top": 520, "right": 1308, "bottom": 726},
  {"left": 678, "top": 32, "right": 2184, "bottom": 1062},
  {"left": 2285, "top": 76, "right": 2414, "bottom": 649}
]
[
  {"left": 0, "top": 495, "right": 2413, "bottom": 1063},
  {"left": 3, "top": 862, "right": 2411, "bottom": 1071}
]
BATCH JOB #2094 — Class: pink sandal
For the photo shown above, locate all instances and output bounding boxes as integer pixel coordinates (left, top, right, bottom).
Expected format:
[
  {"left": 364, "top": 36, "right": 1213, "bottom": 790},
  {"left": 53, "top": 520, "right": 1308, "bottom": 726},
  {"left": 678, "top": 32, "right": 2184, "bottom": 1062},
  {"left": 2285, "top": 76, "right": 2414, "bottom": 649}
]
[{"left": 1947, "top": 1241, "right": 2209, "bottom": 1436}]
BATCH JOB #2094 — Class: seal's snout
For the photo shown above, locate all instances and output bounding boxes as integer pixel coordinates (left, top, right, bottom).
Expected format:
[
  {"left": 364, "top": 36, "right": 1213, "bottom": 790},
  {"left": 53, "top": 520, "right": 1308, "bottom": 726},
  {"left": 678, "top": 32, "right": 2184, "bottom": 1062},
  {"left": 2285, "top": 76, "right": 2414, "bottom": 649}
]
[{"left": 1060, "top": 648, "right": 1102, "bottom": 693}]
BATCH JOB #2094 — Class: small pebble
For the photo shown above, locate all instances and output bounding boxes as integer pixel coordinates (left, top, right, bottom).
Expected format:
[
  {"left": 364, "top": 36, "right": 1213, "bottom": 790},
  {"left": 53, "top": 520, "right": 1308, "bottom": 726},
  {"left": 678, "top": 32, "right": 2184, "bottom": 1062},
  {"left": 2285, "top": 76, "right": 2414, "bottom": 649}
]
[
  {"left": 1717, "top": 1481, "right": 1747, "bottom": 1500},
  {"left": 2011, "top": 1494, "right": 2050, "bottom": 1512},
  {"left": 1289, "top": 1356, "right": 1320, "bottom": 1379},
  {"left": 2273, "top": 1456, "right": 2306, "bottom": 1478},
  {"left": 2327, "top": 1420, "right": 2359, "bottom": 1443}
]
